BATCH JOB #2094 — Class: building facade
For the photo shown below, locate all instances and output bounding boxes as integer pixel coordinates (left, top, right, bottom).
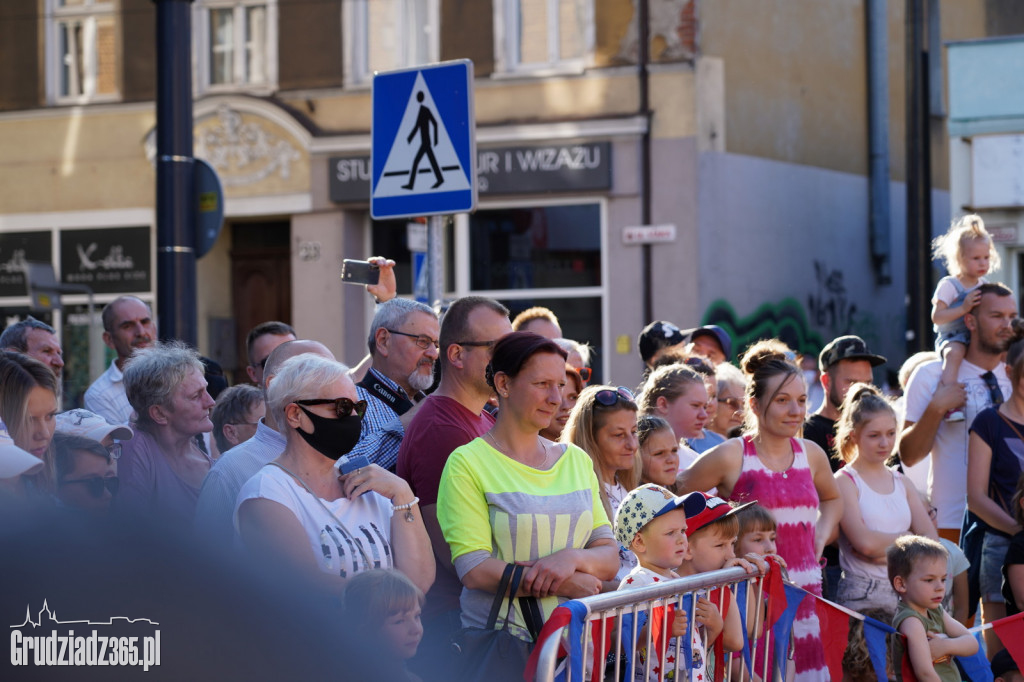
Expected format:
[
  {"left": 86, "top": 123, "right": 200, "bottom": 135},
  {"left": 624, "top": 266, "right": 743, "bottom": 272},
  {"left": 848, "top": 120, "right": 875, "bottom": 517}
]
[{"left": 1, "top": 0, "right": 1020, "bottom": 400}]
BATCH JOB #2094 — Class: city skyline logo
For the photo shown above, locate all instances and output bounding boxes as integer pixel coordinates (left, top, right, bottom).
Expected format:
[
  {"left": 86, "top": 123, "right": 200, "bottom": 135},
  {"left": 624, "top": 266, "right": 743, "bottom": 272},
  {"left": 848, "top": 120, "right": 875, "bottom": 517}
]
[
  {"left": 10, "top": 599, "right": 161, "bottom": 670},
  {"left": 10, "top": 599, "right": 159, "bottom": 629}
]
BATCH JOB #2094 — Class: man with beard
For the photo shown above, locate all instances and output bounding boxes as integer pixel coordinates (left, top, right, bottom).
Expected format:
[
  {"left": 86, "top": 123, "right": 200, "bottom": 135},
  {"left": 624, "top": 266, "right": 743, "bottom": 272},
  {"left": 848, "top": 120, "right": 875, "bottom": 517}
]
[
  {"left": 395, "top": 296, "right": 511, "bottom": 678},
  {"left": 804, "top": 335, "right": 887, "bottom": 470},
  {"left": 85, "top": 296, "right": 157, "bottom": 425},
  {"left": 349, "top": 298, "right": 439, "bottom": 471},
  {"left": 900, "top": 282, "right": 1017, "bottom": 543},
  {"left": 803, "top": 335, "right": 886, "bottom": 601}
]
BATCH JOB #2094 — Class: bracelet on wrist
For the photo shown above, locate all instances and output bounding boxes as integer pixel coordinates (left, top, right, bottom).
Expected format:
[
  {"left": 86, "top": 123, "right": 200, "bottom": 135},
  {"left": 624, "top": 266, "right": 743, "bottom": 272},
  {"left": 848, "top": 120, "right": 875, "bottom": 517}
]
[
  {"left": 393, "top": 496, "right": 419, "bottom": 523},
  {"left": 392, "top": 496, "right": 419, "bottom": 511}
]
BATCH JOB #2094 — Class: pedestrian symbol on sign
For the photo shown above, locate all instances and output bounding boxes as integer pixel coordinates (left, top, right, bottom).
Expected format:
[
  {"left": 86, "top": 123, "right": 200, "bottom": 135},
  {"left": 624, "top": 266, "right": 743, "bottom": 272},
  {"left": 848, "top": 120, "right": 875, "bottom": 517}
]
[
  {"left": 402, "top": 92, "right": 444, "bottom": 190},
  {"left": 373, "top": 72, "right": 471, "bottom": 201}
]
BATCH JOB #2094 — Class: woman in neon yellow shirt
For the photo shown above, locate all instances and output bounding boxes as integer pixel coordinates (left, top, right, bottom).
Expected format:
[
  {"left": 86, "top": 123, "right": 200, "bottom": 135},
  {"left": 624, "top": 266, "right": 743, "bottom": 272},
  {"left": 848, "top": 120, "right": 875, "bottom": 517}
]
[{"left": 437, "top": 332, "right": 618, "bottom": 642}]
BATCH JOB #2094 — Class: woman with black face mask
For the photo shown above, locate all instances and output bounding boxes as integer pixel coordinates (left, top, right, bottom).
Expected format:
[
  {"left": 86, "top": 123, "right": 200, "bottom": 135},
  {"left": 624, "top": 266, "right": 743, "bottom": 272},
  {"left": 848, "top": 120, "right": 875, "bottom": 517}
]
[{"left": 234, "top": 353, "right": 434, "bottom": 597}]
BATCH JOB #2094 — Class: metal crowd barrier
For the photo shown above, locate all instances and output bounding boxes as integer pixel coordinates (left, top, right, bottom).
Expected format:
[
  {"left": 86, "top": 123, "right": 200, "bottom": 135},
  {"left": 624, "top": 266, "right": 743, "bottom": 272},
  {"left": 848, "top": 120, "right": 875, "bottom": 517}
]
[{"left": 533, "top": 565, "right": 779, "bottom": 682}]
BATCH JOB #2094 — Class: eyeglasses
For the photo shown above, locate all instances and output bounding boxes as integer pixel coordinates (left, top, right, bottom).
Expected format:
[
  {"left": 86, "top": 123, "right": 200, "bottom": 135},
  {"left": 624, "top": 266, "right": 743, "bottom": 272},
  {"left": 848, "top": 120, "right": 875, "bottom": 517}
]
[
  {"left": 569, "top": 366, "right": 592, "bottom": 383},
  {"left": 386, "top": 329, "right": 439, "bottom": 350},
  {"left": 229, "top": 421, "right": 261, "bottom": 428},
  {"left": 454, "top": 339, "right": 496, "bottom": 350},
  {"left": 60, "top": 476, "right": 120, "bottom": 499},
  {"left": 296, "top": 397, "right": 368, "bottom": 419},
  {"left": 718, "top": 397, "right": 744, "bottom": 411},
  {"left": 981, "top": 370, "right": 1005, "bottom": 407},
  {"left": 594, "top": 386, "right": 636, "bottom": 407},
  {"left": 106, "top": 442, "right": 122, "bottom": 460}
]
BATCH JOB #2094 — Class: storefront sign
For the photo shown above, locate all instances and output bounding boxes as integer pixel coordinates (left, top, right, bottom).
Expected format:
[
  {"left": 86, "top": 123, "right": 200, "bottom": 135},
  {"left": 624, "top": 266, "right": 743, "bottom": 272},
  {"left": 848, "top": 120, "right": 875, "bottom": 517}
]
[
  {"left": 330, "top": 142, "right": 611, "bottom": 204},
  {"left": 0, "top": 232, "right": 51, "bottom": 298},
  {"left": 59, "top": 227, "right": 151, "bottom": 294}
]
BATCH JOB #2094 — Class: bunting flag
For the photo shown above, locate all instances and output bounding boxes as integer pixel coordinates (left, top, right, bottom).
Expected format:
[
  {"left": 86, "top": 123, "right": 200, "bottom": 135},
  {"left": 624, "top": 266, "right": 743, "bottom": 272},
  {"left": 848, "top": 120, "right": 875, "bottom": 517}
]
[
  {"left": 956, "top": 646, "right": 994, "bottom": 682},
  {"left": 993, "top": 610, "right": 1024, "bottom": 672},
  {"left": 733, "top": 581, "right": 754, "bottom": 675},
  {"left": 861, "top": 614, "right": 895, "bottom": 682},
  {"left": 771, "top": 583, "right": 806, "bottom": 675},
  {"left": 762, "top": 557, "right": 787, "bottom": 631},
  {"left": 812, "top": 594, "right": 850, "bottom": 680}
]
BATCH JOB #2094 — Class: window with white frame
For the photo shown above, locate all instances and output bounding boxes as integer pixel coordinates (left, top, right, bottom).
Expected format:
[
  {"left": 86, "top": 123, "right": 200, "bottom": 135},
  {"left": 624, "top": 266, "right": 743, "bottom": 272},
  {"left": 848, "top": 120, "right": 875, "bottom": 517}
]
[
  {"left": 194, "top": 0, "right": 277, "bottom": 93},
  {"left": 495, "top": 0, "right": 594, "bottom": 74},
  {"left": 343, "top": 0, "right": 438, "bottom": 87},
  {"left": 46, "top": 0, "right": 119, "bottom": 103}
]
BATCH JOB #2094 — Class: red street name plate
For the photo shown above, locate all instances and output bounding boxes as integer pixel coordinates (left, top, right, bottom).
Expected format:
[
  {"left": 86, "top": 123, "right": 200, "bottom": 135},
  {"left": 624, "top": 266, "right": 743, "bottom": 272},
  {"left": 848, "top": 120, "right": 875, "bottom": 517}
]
[{"left": 622, "top": 224, "right": 676, "bottom": 245}]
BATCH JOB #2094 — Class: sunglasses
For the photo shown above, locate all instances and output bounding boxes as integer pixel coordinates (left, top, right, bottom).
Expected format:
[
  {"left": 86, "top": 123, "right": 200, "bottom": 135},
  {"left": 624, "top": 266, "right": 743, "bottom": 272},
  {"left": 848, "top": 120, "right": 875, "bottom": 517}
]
[
  {"left": 386, "top": 329, "right": 439, "bottom": 350},
  {"left": 569, "top": 366, "right": 592, "bottom": 383},
  {"left": 296, "top": 397, "right": 368, "bottom": 419},
  {"left": 60, "top": 476, "right": 120, "bottom": 499},
  {"left": 106, "top": 442, "right": 122, "bottom": 460},
  {"left": 454, "top": 339, "right": 496, "bottom": 349},
  {"left": 594, "top": 386, "right": 636, "bottom": 407}
]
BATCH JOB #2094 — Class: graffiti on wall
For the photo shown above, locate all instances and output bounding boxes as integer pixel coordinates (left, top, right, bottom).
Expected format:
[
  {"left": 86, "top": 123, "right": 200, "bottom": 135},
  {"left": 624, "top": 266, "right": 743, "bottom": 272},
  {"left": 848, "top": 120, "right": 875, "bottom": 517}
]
[{"left": 701, "top": 260, "right": 906, "bottom": 361}]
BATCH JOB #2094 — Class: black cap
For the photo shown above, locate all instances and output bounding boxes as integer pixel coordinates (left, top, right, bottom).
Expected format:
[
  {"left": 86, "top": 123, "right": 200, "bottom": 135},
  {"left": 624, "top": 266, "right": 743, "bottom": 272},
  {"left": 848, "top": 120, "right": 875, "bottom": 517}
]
[
  {"left": 818, "top": 335, "right": 886, "bottom": 372},
  {"left": 638, "top": 321, "right": 685, "bottom": 365}
]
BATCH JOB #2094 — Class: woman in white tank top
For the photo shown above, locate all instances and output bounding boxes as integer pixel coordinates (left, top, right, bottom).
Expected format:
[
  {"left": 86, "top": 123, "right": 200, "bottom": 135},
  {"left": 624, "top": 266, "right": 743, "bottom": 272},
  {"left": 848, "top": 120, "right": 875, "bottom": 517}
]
[{"left": 833, "top": 384, "right": 937, "bottom": 619}]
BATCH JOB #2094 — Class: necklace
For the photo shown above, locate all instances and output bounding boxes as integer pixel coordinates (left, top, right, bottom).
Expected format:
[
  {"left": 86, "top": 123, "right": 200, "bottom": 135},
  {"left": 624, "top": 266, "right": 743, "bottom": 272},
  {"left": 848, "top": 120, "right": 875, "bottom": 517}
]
[{"left": 486, "top": 431, "right": 548, "bottom": 469}]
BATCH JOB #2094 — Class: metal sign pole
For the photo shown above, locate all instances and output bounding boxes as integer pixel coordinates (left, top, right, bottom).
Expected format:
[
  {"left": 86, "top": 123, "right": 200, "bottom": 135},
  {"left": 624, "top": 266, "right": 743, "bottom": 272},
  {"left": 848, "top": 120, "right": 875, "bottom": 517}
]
[{"left": 427, "top": 215, "right": 444, "bottom": 307}]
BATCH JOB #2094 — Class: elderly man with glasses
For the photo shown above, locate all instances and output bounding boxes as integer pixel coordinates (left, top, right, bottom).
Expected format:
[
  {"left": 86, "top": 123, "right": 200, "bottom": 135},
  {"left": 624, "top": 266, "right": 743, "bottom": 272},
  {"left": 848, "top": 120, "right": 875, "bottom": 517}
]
[{"left": 349, "top": 298, "right": 440, "bottom": 472}]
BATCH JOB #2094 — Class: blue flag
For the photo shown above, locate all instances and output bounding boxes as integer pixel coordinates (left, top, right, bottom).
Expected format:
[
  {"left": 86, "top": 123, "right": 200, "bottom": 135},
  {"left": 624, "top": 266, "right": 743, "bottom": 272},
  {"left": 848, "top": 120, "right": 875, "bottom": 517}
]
[{"left": 771, "top": 584, "right": 805, "bottom": 675}]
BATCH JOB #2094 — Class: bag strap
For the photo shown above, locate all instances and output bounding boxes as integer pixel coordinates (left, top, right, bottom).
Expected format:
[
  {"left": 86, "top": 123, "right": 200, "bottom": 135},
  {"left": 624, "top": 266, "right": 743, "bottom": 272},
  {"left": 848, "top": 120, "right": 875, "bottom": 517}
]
[
  {"left": 485, "top": 563, "right": 516, "bottom": 630},
  {"left": 519, "top": 594, "right": 545, "bottom": 641}
]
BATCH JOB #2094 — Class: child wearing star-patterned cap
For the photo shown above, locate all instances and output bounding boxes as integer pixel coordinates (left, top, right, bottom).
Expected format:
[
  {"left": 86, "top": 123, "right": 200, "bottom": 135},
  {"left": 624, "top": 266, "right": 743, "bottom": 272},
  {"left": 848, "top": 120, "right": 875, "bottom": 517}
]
[{"left": 614, "top": 484, "right": 707, "bottom": 682}]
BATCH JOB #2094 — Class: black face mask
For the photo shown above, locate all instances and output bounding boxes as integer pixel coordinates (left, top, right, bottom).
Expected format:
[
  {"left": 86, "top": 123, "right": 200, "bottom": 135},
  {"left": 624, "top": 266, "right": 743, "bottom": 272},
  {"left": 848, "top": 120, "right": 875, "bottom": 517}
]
[{"left": 294, "top": 406, "right": 363, "bottom": 461}]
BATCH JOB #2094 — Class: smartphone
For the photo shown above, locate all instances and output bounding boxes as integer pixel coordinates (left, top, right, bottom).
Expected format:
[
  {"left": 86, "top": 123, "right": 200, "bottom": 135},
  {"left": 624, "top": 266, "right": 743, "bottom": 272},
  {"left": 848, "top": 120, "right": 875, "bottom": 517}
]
[
  {"left": 339, "top": 454, "right": 371, "bottom": 475},
  {"left": 341, "top": 259, "right": 380, "bottom": 286}
]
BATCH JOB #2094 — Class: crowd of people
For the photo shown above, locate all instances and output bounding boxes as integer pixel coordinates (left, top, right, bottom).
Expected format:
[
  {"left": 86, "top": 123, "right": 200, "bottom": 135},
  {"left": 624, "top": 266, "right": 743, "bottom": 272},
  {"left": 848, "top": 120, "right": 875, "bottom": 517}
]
[{"left": 3, "top": 216, "right": 1024, "bottom": 681}]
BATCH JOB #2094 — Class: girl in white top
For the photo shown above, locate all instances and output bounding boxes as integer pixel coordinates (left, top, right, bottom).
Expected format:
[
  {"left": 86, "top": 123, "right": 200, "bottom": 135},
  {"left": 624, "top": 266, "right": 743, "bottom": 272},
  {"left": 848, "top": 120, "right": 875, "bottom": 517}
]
[{"left": 833, "top": 384, "right": 937, "bottom": 619}]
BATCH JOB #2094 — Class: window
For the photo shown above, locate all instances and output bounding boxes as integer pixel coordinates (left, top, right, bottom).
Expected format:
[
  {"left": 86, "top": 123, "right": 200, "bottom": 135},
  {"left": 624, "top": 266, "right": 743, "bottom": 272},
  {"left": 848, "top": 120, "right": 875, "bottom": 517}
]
[
  {"left": 495, "top": 0, "right": 594, "bottom": 74},
  {"left": 194, "top": 0, "right": 277, "bottom": 93},
  {"left": 46, "top": 0, "right": 118, "bottom": 103},
  {"left": 343, "top": 0, "right": 438, "bottom": 87}
]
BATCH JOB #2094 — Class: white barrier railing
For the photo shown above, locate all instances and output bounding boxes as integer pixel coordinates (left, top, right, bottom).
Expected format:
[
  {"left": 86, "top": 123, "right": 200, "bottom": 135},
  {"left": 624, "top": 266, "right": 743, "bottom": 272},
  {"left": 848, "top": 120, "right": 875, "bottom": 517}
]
[{"left": 532, "top": 565, "right": 780, "bottom": 682}]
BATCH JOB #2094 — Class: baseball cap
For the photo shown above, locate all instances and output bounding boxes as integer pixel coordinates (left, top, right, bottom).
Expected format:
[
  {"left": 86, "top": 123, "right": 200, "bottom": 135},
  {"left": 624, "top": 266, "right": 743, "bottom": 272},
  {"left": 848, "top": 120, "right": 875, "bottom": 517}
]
[
  {"left": 55, "top": 409, "right": 133, "bottom": 443},
  {"left": 681, "top": 491, "right": 755, "bottom": 537},
  {"left": 818, "top": 335, "right": 887, "bottom": 372},
  {"left": 638, "top": 321, "right": 686, "bottom": 365},
  {"left": 991, "top": 649, "right": 1019, "bottom": 678},
  {"left": 0, "top": 418, "right": 44, "bottom": 479},
  {"left": 614, "top": 483, "right": 690, "bottom": 546},
  {"left": 688, "top": 325, "right": 733, "bottom": 361}
]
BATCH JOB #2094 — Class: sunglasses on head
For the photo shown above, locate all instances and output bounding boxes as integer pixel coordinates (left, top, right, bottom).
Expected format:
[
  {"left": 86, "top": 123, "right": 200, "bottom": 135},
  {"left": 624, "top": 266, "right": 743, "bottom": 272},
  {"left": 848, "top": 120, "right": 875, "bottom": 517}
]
[
  {"left": 296, "top": 397, "right": 367, "bottom": 420},
  {"left": 60, "top": 476, "right": 120, "bottom": 499},
  {"left": 594, "top": 386, "right": 636, "bottom": 407},
  {"left": 569, "top": 366, "right": 592, "bottom": 383}
]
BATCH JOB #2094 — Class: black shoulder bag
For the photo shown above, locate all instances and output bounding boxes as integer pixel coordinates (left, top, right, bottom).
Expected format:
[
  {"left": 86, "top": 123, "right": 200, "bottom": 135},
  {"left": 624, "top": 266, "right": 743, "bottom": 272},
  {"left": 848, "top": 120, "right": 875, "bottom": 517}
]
[{"left": 450, "top": 563, "right": 545, "bottom": 682}]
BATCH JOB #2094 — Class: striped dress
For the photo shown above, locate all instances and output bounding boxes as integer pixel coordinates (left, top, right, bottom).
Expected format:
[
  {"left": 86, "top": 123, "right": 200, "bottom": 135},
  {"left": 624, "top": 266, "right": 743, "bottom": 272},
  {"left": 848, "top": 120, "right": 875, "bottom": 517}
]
[{"left": 729, "top": 436, "right": 826, "bottom": 681}]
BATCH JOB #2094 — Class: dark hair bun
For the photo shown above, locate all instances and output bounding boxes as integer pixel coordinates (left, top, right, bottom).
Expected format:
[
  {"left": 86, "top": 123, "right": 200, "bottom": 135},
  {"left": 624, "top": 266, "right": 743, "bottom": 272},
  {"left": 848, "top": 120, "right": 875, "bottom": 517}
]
[
  {"left": 740, "top": 339, "right": 795, "bottom": 377},
  {"left": 484, "top": 363, "right": 495, "bottom": 390}
]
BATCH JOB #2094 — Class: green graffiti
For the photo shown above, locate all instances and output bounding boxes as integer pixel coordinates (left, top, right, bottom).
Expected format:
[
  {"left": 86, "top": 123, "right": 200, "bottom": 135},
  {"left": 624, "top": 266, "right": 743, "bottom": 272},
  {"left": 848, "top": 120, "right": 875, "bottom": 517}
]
[{"left": 700, "top": 298, "right": 827, "bottom": 358}]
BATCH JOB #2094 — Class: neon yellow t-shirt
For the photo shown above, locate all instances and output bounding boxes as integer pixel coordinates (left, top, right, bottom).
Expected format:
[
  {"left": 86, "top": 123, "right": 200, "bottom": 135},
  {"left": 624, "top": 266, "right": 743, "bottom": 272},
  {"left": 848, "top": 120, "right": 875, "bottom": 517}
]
[{"left": 438, "top": 437, "right": 613, "bottom": 639}]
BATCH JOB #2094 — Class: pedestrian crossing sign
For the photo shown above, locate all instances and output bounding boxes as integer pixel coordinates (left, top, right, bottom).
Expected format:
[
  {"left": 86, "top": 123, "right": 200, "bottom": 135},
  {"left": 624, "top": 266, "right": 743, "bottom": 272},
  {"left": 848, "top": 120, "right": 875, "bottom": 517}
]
[{"left": 371, "top": 60, "right": 476, "bottom": 219}]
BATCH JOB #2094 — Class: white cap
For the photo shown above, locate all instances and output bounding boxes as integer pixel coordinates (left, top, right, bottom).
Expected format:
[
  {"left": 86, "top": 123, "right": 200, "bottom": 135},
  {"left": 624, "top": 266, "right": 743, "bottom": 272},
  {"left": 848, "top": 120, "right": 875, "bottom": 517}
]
[
  {"left": 0, "top": 418, "right": 44, "bottom": 479},
  {"left": 55, "top": 409, "right": 133, "bottom": 443}
]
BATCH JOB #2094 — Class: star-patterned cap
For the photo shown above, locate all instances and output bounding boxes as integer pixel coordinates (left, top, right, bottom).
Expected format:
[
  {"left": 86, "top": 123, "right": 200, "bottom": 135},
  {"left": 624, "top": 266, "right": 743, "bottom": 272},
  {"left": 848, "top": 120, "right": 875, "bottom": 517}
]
[
  {"left": 614, "top": 483, "right": 691, "bottom": 546},
  {"left": 681, "top": 491, "right": 756, "bottom": 537},
  {"left": 637, "top": 321, "right": 686, "bottom": 365}
]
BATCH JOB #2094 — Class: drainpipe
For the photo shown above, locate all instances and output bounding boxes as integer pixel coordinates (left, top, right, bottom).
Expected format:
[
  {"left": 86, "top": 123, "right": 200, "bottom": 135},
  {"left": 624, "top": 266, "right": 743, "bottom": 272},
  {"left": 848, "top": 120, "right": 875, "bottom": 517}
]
[
  {"left": 867, "top": 0, "right": 892, "bottom": 286},
  {"left": 639, "top": 0, "right": 653, "bottom": 324}
]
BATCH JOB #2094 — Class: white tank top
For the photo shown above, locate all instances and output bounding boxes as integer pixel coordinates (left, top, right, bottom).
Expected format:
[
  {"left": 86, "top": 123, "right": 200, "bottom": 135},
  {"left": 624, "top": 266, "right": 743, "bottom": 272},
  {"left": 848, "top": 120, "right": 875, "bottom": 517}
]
[{"left": 838, "top": 465, "right": 911, "bottom": 580}]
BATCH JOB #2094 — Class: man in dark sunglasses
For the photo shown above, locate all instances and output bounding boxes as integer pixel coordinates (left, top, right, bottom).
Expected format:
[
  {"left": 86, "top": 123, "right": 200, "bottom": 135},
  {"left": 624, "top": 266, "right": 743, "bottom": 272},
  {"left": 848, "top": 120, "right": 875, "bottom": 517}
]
[
  {"left": 52, "top": 433, "right": 119, "bottom": 515},
  {"left": 395, "top": 295, "right": 512, "bottom": 677}
]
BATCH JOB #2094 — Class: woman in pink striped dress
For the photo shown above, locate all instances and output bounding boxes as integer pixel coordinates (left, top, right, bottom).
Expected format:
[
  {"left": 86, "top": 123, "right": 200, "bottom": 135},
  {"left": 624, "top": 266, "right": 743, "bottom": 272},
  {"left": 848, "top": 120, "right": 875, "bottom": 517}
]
[{"left": 678, "top": 340, "right": 842, "bottom": 681}]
